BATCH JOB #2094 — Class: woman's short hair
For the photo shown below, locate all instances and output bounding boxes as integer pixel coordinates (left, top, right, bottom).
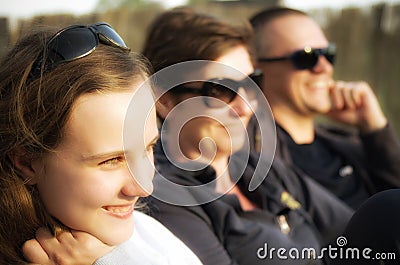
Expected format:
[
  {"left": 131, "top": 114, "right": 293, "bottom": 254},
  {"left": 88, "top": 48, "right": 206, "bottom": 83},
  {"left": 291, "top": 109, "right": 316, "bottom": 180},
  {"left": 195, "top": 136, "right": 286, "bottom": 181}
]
[{"left": 142, "top": 7, "right": 254, "bottom": 73}]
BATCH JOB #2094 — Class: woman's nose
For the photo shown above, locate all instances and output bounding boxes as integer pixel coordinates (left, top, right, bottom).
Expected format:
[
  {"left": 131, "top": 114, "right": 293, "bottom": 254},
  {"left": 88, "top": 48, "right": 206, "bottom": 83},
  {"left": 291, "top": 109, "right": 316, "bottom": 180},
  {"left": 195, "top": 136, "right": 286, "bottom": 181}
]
[{"left": 229, "top": 87, "right": 254, "bottom": 117}]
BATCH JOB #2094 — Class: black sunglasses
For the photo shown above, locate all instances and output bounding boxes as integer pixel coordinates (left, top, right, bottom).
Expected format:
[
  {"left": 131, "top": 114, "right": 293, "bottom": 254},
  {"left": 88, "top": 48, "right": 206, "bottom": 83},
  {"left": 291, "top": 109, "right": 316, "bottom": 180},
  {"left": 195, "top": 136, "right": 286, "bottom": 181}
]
[
  {"left": 258, "top": 43, "right": 336, "bottom": 70},
  {"left": 170, "top": 70, "right": 263, "bottom": 108},
  {"left": 31, "top": 22, "right": 130, "bottom": 78}
]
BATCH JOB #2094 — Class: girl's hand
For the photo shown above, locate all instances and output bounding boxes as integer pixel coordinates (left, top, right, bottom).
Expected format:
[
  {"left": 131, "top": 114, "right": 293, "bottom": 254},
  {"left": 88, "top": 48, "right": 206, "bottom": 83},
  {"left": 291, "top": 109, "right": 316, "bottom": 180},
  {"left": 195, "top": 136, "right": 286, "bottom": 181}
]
[{"left": 22, "top": 228, "right": 115, "bottom": 265}]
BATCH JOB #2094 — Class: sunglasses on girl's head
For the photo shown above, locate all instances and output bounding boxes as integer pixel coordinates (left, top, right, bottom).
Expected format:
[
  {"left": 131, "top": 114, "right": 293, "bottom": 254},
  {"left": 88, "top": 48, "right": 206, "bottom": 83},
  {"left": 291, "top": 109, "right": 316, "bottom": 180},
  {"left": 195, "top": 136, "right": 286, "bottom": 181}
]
[
  {"left": 30, "top": 22, "right": 130, "bottom": 78},
  {"left": 258, "top": 43, "right": 336, "bottom": 70},
  {"left": 170, "top": 70, "right": 263, "bottom": 108}
]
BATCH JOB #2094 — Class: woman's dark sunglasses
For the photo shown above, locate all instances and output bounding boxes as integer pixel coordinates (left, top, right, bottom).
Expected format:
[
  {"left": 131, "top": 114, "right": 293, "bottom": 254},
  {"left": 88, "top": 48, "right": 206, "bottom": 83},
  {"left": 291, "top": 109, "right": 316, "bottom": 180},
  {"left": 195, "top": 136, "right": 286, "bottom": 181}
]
[
  {"left": 31, "top": 22, "right": 130, "bottom": 77},
  {"left": 258, "top": 43, "right": 336, "bottom": 70},
  {"left": 170, "top": 70, "right": 263, "bottom": 108}
]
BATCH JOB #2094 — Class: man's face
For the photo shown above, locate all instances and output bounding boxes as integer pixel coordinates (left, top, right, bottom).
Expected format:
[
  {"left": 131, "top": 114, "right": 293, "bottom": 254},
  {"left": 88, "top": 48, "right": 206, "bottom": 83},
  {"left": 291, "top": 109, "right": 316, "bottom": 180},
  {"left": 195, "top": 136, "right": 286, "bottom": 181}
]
[{"left": 257, "top": 15, "right": 334, "bottom": 117}]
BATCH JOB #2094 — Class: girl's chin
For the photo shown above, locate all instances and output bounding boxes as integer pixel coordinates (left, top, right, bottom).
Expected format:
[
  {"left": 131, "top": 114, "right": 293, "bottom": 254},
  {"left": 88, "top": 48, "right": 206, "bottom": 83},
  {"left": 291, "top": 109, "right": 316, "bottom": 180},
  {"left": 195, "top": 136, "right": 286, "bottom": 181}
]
[{"left": 97, "top": 219, "right": 135, "bottom": 245}]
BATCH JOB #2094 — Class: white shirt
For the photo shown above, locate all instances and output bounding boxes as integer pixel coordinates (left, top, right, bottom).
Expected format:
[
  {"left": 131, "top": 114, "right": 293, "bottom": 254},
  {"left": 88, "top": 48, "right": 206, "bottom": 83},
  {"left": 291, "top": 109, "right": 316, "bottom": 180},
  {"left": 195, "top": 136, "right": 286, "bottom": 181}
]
[{"left": 94, "top": 211, "right": 203, "bottom": 265}]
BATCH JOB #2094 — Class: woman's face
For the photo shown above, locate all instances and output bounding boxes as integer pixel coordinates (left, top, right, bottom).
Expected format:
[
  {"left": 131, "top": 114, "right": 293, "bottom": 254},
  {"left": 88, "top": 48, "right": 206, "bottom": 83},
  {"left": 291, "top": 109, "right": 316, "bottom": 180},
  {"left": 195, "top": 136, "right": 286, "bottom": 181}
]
[
  {"left": 30, "top": 80, "right": 158, "bottom": 245},
  {"left": 163, "top": 45, "right": 256, "bottom": 160}
]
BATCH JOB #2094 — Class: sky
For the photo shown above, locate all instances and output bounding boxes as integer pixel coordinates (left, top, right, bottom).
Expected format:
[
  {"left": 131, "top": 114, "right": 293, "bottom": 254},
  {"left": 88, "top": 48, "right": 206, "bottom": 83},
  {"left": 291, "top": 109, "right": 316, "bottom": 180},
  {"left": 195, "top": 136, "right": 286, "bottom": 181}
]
[{"left": 0, "top": 0, "right": 398, "bottom": 19}]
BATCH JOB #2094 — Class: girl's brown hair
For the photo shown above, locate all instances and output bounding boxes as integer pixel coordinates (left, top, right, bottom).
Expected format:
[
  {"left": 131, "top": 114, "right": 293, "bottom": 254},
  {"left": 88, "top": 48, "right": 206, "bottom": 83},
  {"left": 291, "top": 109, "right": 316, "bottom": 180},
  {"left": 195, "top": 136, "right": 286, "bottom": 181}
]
[{"left": 0, "top": 26, "right": 149, "bottom": 264}]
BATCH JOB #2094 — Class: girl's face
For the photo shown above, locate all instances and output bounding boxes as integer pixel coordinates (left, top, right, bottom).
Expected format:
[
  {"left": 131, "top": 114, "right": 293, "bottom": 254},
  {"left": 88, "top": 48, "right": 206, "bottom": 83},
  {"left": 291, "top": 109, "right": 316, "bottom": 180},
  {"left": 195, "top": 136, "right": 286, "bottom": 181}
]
[{"left": 30, "top": 81, "right": 158, "bottom": 245}]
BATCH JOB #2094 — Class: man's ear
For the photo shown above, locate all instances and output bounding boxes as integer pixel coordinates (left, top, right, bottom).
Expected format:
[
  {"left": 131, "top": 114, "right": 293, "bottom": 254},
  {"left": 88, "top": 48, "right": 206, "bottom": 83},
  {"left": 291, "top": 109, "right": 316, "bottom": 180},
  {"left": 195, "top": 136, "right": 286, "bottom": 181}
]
[{"left": 9, "top": 149, "right": 39, "bottom": 185}]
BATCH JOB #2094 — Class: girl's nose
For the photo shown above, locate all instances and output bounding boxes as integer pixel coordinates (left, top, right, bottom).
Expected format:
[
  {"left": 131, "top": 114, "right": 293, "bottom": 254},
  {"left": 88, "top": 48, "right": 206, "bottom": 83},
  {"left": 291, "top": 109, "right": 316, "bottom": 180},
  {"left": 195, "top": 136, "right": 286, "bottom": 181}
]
[{"left": 121, "top": 169, "right": 153, "bottom": 198}]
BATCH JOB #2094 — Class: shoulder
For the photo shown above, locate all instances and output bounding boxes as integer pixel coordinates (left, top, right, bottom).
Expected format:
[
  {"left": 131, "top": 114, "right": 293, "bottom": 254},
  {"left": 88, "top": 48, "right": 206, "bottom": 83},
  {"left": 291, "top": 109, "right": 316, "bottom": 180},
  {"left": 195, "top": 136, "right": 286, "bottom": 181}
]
[
  {"left": 95, "top": 211, "right": 203, "bottom": 265},
  {"left": 315, "top": 123, "right": 358, "bottom": 138},
  {"left": 134, "top": 210, "right": 203, "bottom": 242},
  {"left": 132, "top": 211, "right": 203, "bottom": 264},
  {"left": 133, "top": 210, "right": 170, "bottom": 231}
]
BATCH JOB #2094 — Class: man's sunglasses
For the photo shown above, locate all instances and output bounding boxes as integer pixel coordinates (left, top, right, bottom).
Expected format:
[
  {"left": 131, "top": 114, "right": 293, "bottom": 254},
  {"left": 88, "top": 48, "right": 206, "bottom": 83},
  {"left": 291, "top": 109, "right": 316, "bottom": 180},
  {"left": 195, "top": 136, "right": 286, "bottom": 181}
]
[
  {"left": 170, "top": 70, "right": 263, "bottom": 108},
  {"left": 31, "top": 22, "right": 130, "bottom": 78},
  {"left": 258, "top": 43, "right": 336, "bottom": 70}
]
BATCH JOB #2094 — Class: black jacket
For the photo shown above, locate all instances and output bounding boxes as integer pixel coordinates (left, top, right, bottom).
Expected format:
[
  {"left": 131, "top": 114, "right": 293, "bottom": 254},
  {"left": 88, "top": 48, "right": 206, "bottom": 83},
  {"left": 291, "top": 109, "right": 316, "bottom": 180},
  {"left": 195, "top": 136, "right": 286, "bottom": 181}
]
[
  {"left": 275, "top": 123, "right": 400, "bottom": 208},
  {"left": 144, "top": 142, "right": 353, "bottom": 265},
  {"left": 247, "top": 115, "right": 400, "bottom": 208},
  {"left": 328, "top": 189, "right": 400, "bottom": 265}
]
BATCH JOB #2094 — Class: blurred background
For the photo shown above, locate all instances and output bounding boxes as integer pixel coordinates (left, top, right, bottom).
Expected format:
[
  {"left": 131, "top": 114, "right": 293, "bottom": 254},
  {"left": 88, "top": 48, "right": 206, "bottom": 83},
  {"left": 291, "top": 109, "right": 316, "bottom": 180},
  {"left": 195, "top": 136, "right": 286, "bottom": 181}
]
[{"left": 1, "top": 0, "right": 399, "bottom": 133}]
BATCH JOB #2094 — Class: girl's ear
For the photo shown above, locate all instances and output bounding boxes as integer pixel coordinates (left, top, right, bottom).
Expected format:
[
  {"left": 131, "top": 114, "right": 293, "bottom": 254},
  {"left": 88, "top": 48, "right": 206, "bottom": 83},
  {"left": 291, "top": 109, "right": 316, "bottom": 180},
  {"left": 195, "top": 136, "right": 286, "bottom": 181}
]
[{"left": 9, "top": 149, "right": 39, "bottom": 185}]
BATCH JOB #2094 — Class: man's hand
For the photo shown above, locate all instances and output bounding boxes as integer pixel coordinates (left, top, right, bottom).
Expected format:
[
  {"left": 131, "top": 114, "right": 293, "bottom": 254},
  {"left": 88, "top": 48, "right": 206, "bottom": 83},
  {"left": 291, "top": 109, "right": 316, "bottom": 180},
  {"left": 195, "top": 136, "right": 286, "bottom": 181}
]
[
  {"left": 22, "top": 228, "right": 115, "bottom": 265},
  {"left": 328, "top": 81, "right": 387, "bottom": 133}
]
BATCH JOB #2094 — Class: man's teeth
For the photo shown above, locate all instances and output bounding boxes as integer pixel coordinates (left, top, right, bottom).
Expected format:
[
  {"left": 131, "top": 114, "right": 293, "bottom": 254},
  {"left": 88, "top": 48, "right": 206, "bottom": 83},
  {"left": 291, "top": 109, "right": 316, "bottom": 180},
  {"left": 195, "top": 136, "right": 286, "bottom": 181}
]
[{"left": 310, "top": 81, "right": 328, "bottom": 89}]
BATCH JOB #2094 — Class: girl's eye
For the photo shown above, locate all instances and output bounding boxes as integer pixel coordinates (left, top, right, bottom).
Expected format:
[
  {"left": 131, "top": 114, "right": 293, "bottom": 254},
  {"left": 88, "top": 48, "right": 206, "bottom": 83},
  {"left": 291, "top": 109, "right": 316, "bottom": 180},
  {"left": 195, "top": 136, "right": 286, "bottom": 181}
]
[{"left": 99, "top": 156, "right": 124, "bottom": 167}]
